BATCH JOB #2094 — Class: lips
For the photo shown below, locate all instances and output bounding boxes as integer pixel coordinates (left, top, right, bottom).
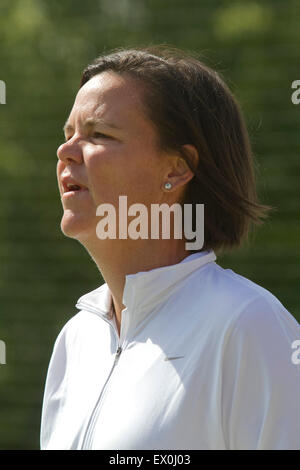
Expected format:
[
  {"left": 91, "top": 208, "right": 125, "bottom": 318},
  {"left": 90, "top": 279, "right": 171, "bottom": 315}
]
[{"left": 61, "top": 174, "right": 88, "bottom": 194}]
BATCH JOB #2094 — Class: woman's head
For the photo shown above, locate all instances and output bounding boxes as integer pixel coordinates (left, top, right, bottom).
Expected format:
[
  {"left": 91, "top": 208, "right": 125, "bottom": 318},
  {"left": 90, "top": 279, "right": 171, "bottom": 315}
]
[
  {"left": 79, "top": 45, "right": 272, "bottom": 253},
  {"left": 58, "top": 45, "right": 271, "bottom": 253}
]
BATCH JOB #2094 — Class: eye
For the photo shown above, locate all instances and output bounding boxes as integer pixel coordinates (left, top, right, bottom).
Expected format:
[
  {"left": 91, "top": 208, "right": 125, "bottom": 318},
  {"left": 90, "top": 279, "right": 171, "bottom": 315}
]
[{"left": 92, "top": 132, "right": 111, "bottom": 139}]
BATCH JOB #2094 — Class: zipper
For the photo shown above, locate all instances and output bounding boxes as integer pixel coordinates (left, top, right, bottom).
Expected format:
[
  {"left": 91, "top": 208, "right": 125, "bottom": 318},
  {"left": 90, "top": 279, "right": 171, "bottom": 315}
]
[
  {"left": 77, "top": 300, "right": 126, "bottom": 450},
  {"left": 81, "top": 343, "right": 123, "bottom": 449}
]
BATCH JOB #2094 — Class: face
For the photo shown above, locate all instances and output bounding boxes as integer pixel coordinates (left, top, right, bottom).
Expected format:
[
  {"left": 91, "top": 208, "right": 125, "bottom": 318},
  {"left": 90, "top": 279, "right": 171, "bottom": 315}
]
[{"left": 57, "top": 71, "right": 171, "bottom": 243}]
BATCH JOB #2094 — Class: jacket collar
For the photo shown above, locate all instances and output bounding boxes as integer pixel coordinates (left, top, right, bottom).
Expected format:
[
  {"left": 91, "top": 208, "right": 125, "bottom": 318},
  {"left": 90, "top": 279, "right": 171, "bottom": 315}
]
[{"left": 76, "top": 250, "right": 216, "bottom": 337}]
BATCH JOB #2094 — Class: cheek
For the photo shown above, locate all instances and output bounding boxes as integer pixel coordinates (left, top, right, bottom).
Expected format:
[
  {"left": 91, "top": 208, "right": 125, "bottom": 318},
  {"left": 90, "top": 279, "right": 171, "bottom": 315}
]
[
  {"left": 85, "top": 145, "right": 163, "bottom": 204},
  {"left": 85, "top": 150, "right": 121, "bottom": 204}
]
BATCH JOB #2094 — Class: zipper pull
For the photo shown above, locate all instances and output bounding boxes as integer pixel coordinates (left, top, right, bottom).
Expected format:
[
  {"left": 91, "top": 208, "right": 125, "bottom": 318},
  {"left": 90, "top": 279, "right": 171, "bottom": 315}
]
[{"left": 111, "top": 346, "right": 122, "bottom": 369}]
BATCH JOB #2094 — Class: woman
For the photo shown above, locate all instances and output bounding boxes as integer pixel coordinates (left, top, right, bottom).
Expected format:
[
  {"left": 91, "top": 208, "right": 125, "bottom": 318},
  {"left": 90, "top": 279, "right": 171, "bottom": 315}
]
[{"left": 40, "top": 46, "right": 300, "bottom": 450}]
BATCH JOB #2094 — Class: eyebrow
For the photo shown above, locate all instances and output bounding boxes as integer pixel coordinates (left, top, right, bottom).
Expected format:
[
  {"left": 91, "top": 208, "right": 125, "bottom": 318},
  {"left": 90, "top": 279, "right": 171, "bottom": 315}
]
[{"left": 63, "top": 117, "right": 122, "bottom": 133}]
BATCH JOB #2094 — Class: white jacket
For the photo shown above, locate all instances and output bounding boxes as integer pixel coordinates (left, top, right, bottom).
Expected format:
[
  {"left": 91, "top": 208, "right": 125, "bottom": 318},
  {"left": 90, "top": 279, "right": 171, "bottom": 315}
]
[{"left": 40, "top": 250, "right": 300, "bottom": 450}]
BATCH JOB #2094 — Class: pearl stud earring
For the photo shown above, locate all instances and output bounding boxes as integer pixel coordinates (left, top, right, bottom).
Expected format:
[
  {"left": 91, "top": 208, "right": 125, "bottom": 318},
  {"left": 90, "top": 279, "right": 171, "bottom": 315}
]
[{"left": 164, "top": 182, "right": 172, "bottom": 190}]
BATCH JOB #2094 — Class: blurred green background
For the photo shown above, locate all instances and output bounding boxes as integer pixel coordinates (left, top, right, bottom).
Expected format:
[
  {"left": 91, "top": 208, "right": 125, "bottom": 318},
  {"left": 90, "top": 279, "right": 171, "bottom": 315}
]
[{"left": 0, "top": 0, "right": 299, "bottom": 450}]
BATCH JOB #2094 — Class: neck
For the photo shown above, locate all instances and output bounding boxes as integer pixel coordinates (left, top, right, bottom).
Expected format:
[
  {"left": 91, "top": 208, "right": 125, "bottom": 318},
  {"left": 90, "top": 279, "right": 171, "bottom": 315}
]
[{"left": 81, "top": 237, "right": 191, "bottom": 334}]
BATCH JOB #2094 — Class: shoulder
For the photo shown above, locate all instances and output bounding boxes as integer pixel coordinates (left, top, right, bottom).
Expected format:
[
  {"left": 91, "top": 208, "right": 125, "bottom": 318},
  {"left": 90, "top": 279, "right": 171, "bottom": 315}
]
[
  {"left": 184, "top": 261, "right": 300, "bottom": 348},
  {"left": 202, "top": 261, "right": 298, "bottom": 326},
  {"left": 50, "top": 309, "right": 103, "bottom": 358},
  {"left": 47, "top": 312, "right": 83, "bottom": 363},
  {"left": 206, "top": 261, "right": 282, "bottom": 304},
  {"left": 207, "top": 264, "right": 300, "bottom": 372}
]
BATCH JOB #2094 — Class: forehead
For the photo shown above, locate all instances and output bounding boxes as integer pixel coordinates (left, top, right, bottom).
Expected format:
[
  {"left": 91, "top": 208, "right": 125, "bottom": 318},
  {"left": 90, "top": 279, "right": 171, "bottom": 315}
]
[{"left": 68, "top": 71, "right": 150, "bottom": 130}]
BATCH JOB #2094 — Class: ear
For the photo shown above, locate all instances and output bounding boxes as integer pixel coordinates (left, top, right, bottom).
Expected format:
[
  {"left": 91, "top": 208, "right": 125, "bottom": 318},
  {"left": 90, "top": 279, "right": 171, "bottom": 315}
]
[{"left": 163, "top": 144, "right": 199, "bottom": 192}]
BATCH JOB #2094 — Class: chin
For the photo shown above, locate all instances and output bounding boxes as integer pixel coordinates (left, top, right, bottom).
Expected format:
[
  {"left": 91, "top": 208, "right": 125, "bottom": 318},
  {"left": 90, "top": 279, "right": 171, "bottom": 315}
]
[{"left": 60, "top": 211, "right": 95, "bottom": 241}]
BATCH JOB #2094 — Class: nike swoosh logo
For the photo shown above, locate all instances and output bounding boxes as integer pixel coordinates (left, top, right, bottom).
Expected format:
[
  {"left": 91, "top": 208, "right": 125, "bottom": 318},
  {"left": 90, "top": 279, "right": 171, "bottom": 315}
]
[{"left": 164, "top": 355, "right": 185, "bottom": 361}]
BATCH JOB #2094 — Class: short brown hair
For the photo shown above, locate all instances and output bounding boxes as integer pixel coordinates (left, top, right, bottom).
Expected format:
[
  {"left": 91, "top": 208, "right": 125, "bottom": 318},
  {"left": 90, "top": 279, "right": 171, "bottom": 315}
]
[{"left": 80, "top": 45, "right": 272, "bottom": 254}]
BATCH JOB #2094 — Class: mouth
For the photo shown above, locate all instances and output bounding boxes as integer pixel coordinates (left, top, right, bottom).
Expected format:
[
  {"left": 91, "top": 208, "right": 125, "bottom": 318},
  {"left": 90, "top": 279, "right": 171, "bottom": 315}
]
[
  {"left": 61, "top": 177, "right": 89, "bottom": 197},
  {"left": 65, "top": 184, "right": 82, "bottom": 192}
]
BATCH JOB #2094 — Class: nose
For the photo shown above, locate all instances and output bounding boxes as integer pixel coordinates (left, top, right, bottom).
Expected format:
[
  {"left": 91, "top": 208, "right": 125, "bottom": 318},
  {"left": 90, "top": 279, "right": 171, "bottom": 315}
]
[{"left": 57, "top": 137, "right": 83, "bottom": 165}]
